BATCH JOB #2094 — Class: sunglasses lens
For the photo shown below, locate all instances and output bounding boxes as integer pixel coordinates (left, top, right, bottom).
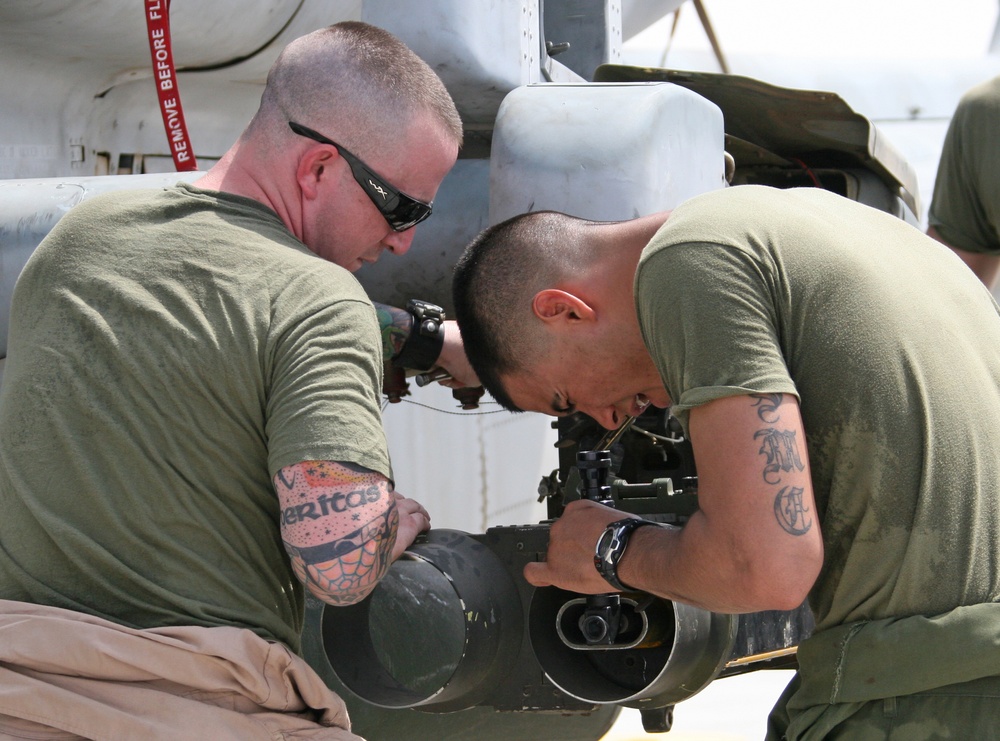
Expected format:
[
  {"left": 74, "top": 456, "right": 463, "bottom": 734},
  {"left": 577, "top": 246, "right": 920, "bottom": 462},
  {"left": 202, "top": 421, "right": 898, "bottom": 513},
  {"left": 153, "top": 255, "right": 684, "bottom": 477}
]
[{"left": 385, "top": 200, "right": 432, "bottom": 232}]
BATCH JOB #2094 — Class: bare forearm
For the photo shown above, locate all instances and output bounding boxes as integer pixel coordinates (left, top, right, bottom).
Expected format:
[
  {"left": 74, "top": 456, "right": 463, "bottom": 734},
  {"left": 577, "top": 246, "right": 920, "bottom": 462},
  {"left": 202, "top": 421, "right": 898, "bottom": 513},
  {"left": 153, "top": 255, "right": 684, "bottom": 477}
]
[
  {"left": 436, "top": 320, "right": 480, "bottom": 387},
  {"left": 286, "top": 504, "right": 398, "bottom": 606},
  {"left": 618, "top": 511, "right": 815, "bottom": 613},
  {"left": 275, "top": 461, "right": 398, "bottom": 606},
  {"left": 523, "top": 498, "right": 813, "bottom": 612}
]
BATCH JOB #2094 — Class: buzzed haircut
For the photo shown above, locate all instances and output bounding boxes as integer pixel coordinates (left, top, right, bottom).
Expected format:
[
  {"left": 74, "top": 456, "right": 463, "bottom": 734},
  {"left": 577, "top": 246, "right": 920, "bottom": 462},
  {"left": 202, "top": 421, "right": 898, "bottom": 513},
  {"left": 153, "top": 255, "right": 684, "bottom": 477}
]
[
  {"left": 254, "top": 21, "right": 462, "bottom": 154},
  {"left": 452, "top": 211, "right": 592, "bottom": 411}
]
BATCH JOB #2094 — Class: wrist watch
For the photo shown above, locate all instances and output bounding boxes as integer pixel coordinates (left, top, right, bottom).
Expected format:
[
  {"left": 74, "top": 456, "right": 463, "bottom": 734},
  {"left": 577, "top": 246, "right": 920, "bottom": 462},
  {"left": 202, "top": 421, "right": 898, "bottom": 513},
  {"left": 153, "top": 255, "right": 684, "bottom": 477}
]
[
  {"left": 594, "top": 517, "right": 657, "bottom": 592},
  {"left": 394, "top": 299, "right": 445, "bottom": 371}
]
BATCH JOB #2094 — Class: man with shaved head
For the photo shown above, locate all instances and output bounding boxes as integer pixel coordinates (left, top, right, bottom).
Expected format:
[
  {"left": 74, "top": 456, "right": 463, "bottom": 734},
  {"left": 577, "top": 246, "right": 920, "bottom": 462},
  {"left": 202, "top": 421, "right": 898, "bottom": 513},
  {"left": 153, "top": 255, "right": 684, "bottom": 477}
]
[
  {"left": 453, "top": 185, "right": 1000, "bottom": 738},
  {"left": 0, "top": 22, "right": 466, "bottom": 739}
]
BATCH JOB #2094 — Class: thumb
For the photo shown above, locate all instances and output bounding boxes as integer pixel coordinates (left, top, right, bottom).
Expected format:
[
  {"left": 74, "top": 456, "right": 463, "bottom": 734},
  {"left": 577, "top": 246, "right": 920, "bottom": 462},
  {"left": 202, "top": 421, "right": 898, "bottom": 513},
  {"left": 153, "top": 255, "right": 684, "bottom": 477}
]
[{"left": 523, "top": 561, "right": 552, "bottom": 588}]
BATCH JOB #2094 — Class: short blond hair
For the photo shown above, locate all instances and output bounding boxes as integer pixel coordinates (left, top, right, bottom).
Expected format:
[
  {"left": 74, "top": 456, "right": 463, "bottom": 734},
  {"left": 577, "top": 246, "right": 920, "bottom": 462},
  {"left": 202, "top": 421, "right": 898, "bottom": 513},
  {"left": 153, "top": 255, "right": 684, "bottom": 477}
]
[{"left": 255, "top": 21, "right": 462, "bottom": 155}]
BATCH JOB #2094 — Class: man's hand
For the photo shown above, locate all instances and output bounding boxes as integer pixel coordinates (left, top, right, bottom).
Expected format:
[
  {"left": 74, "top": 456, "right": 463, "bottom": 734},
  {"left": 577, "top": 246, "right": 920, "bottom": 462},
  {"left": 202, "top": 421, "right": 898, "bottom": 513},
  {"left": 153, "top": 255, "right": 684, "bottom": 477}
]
[
  {"left": 523, "top": 499, "right": 626, "bottom": 593},
  {"left": 390, "top": 490, "right": 431, "bottom": 561},
  {"left": 434, "top": 320, "right": 481, "bottom": 388}
]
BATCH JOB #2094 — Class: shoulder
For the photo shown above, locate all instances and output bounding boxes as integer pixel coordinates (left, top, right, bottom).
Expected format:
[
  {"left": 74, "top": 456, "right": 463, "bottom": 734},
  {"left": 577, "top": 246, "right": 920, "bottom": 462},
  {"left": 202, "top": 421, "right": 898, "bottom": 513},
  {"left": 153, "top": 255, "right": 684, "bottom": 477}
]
[
  {"left": 641, "top": 186, "right": 814, "bottom": 258},
  {"left": 53, "top": 187, "right": 165, "bottom": 225},
  {"left": 959, "top": 75, "right": 1000, "bottom": 109},
  {"left": 950, "top": 76, "right": 1000, "bottom": 132}
]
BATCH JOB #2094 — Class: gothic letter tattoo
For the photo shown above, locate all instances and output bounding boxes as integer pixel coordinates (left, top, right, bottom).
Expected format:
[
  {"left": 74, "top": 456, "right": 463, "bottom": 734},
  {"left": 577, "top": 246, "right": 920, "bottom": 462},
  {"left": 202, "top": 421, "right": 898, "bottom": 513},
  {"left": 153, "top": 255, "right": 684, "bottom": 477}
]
[
  {"left": 754, "top": 428, "right": 805, "bottom": 485},
  {"left": 747, "top": 396, "right": 812, "bottom": 536},
  {"left": 773, "top": 486, "right": 812, "bottom": 535}
]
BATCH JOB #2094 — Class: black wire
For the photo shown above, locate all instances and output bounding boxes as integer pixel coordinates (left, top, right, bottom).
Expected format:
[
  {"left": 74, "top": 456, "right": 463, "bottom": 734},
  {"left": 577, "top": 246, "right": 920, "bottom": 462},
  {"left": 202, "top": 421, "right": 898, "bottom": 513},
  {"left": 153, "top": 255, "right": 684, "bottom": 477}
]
[{"left": 382, "top": 398, "right": 505, "bottom": 416}]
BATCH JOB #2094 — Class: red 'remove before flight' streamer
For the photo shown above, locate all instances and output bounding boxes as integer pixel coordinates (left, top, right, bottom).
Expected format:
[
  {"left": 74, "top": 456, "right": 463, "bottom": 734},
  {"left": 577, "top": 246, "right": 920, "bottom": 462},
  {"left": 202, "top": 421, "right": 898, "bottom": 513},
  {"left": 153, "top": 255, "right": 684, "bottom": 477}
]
[{"left": 145, "top": 0, "right": 198, "bottom": 172}]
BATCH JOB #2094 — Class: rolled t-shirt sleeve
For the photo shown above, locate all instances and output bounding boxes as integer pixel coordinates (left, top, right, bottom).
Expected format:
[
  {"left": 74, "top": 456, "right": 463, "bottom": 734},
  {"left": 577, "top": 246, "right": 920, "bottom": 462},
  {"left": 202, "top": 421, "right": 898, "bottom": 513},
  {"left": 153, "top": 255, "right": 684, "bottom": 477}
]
[
  {"left": 635, "top": 239, "right": 798, "bottom": 430},
  {"left": 265, "top": 275, "right": 391, "bottom": 482},
  {"left": 928, "top": 77, "right": 1000, "bottom": 255}
]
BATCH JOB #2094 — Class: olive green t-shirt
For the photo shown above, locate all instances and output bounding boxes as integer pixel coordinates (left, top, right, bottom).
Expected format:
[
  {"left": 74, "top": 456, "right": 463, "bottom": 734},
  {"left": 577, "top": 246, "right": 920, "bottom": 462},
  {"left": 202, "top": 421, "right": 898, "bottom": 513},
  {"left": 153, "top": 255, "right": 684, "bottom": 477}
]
[
  {"left": 0, "top": 184, "right": 391, "bottom": 652},
  {"left": 928, "top": 75, "right": 1000, "bottom": 255},
  {"left": 635, "top": 185, "right": 1000, "bottom": 634}
]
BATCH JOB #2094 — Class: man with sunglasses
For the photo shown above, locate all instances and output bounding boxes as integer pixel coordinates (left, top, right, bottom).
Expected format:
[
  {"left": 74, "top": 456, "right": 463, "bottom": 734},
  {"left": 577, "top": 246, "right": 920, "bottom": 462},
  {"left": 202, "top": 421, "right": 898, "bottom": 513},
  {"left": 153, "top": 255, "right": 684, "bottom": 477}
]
[{"left": 0, "top": 21, "right": 466, "bottom": 740}]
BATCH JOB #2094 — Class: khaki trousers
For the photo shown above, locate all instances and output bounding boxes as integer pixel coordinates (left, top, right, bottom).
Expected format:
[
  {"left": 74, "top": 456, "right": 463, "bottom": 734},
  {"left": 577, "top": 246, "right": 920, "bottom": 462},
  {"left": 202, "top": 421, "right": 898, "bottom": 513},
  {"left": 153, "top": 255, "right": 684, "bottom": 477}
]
[{"left": 0, "top": 599, "right": 361, "bottom": 740}]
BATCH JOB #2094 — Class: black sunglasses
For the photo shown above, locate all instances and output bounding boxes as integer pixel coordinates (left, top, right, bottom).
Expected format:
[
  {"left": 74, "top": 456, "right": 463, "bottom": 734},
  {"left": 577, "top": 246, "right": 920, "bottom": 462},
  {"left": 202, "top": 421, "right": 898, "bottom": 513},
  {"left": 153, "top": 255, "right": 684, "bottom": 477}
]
[{"left": 288, "top": 121, "right": 433, "bottom": 232}]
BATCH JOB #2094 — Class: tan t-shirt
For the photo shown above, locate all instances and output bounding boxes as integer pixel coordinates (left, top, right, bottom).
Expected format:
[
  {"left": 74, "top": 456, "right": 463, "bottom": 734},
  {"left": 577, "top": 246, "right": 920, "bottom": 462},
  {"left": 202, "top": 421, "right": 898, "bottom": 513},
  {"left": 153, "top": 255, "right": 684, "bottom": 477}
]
[
  {"left": 635, "top": 185, "right": 1000, "bottom": 633},
  {"left": 0, "top": 184, "right": 390, "bottom": 652}
]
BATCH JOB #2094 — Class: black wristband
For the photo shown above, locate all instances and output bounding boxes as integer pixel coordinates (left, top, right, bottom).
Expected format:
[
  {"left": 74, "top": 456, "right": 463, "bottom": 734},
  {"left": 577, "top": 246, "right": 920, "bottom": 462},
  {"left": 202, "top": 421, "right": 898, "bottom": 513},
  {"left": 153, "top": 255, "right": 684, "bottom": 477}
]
[
  {"left": 394, "top": 299, "right": 445, "bottom": 371},
  {"left": 594, "top": 518, "right": 658, "bottom": 592}
]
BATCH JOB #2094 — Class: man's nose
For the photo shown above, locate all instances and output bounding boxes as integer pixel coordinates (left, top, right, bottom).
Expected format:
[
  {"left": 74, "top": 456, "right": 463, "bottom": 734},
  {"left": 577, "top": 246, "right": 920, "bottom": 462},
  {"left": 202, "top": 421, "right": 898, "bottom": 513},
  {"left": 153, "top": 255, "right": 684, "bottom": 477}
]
[
  {"left": 382, "top": 227, "right": 416, "bottom": 256},
  {"left": 586, "top": 405, "right": 621, "bottom": 430}
]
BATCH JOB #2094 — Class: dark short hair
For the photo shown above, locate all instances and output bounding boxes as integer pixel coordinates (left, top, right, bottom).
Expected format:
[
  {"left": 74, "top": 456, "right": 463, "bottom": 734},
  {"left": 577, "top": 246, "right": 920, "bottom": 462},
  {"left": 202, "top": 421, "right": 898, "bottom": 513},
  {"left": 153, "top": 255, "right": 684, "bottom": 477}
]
[{"left": 452, "top": 211, "right": 584, "bottom": 411}]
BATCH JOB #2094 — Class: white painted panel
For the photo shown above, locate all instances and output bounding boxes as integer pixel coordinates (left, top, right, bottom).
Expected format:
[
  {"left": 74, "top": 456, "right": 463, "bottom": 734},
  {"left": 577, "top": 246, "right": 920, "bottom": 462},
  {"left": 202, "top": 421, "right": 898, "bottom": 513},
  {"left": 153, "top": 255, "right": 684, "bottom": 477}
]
[{"left": 491, "top": 81, "right": 725, "bottom": 224}]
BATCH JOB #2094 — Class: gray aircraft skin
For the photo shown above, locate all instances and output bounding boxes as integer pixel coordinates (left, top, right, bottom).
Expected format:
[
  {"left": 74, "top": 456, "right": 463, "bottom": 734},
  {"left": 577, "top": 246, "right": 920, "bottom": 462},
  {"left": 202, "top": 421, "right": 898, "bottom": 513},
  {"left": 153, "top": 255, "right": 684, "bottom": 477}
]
[{"left": 0, "top": 2, "right": 922, "bottom": 738}]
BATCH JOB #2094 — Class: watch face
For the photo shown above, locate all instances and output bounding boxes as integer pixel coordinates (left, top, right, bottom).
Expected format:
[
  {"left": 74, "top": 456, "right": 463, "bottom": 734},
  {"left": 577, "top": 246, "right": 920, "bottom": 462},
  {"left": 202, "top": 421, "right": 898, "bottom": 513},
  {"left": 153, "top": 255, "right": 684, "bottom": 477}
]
[
  {"left": 598, "top": 519, "right": 639, "bottom": 565},
  {"left": 594, "top": 519, "right": 655, "bottom": 593},
  {"left": 597, "top": 528, "right": 617, "bottom": 558},
  {"left": 594, "top": 519, "right": 639, "bottom": 592}
]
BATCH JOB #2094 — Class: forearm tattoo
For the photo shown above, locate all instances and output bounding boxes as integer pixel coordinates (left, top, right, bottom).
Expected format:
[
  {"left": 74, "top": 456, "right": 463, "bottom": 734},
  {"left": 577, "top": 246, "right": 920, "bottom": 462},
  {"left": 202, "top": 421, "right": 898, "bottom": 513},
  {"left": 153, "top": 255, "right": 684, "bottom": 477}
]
[
  {"left": 374, "top": 303, "right": 412, "bottom": 360},
  {"left": 287, "top": 508, "right": 399, "bottom": 605},
  {"left": 749, "top": 394, "right": 812, "bottom": 536},
  {"left": 276, "top": 461, "right": 398, "bottom": 604}
]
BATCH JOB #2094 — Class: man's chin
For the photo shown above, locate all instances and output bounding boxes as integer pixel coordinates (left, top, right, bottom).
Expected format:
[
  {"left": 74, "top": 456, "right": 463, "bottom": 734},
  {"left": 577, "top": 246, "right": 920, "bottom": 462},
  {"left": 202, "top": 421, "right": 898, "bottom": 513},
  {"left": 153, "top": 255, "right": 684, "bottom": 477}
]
[{"left": 351, "top": 257, "right": 374, "bottom": 272}]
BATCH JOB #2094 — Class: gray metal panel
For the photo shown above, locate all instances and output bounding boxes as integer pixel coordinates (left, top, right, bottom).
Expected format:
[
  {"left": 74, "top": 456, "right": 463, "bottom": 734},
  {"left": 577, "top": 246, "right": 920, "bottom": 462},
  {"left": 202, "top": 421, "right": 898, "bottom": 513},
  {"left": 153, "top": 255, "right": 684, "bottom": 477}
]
[
  {"left": 541, "top": 0, "right": 622, "bottom": 81},
  {"left": 362, "top": 0, "right": 541, "bottom": 129},
  {"left": 0, "top": 0, "right": 306, "bottom": 69}
]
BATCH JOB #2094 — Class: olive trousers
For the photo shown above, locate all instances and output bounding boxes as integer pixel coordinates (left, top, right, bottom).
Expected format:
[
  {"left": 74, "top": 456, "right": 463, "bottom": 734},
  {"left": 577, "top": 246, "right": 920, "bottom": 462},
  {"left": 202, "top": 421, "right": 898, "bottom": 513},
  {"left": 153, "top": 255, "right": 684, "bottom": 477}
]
[{"left": 766, "top": 604, "right": 1000, "bottom": 740}]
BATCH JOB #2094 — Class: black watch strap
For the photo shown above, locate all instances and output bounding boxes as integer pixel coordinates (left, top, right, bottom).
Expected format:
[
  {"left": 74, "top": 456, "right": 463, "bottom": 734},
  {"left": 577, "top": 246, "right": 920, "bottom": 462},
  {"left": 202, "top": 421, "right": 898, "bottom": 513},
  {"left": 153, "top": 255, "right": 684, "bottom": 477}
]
[
  {"left": 594, "top": 517, "right": 657, "bottom": 592},
  {"left": 394, "top": 299, "right": 445, "bottom": 371}
]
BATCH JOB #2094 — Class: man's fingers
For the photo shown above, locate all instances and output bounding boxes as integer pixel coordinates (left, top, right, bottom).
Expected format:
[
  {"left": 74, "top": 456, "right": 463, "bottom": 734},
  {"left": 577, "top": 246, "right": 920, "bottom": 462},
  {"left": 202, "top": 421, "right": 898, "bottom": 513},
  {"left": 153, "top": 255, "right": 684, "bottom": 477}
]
[
  {"left": 408, "top": 510, "right": 431, "bottom": 532},
  {"left": 394, "top": 495, "right": 429, "bottom": 520},
  {"left": 392, "top": 510, "right": 431, "bottom": 561}
]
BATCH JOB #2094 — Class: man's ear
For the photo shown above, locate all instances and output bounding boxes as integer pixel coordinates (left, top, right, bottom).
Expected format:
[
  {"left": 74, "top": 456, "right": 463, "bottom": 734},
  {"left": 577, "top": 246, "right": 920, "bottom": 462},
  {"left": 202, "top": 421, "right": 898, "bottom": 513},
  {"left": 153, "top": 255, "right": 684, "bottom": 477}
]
[
  {"left": 531, "top": 289, "right": 596, "bottom": 324},
  {"left": 296, "top": 147, "right": 336, "bottom": 201}
]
